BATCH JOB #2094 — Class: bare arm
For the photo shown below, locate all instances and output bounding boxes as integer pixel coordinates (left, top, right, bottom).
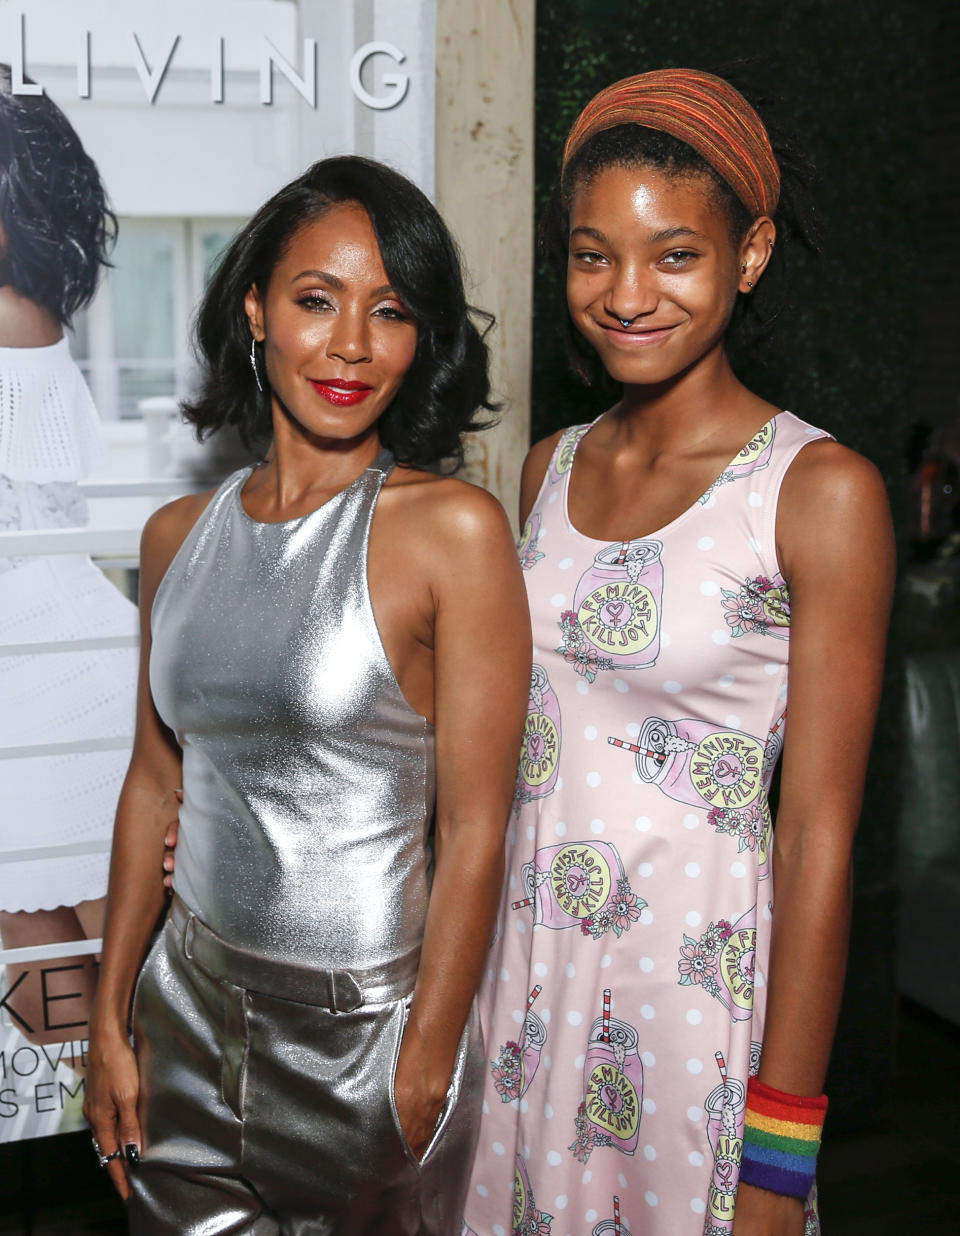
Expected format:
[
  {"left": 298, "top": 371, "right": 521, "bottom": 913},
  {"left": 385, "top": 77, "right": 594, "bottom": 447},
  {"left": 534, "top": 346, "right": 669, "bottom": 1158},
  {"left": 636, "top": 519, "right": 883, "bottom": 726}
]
[
  {"left": 84, "top": 496, "right": 208, "bottom": 1197},
  {"left": 734, "top": 444, "right": 894, "bottom": 1234},
  {"left": 393, "top": 486, "right": 531, "bottom": 1156}
]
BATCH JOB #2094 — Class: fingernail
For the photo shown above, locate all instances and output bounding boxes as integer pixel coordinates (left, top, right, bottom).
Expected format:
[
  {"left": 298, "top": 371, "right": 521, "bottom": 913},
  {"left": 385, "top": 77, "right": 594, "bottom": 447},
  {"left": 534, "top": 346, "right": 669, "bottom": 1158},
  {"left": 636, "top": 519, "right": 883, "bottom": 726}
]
[
  {"left": 125, "top": 1144, "right": 140, "bottom": 1166},
  {"left": 163, "top": 857, "right": 173, "bottom": 871}
]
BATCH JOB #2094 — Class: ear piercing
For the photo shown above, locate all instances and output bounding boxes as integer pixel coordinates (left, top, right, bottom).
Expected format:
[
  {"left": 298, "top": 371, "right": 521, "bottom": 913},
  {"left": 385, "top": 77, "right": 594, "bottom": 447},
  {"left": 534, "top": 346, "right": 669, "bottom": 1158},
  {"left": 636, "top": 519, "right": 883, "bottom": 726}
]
[{"left": 250, "top": 337, "right": 264, "bottom": 393}]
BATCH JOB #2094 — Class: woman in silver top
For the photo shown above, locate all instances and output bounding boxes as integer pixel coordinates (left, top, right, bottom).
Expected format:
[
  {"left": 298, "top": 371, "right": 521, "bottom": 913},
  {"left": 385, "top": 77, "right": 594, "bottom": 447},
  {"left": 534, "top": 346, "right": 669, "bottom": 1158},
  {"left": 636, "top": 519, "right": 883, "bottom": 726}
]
[{"left": 84, "top": 157, "right": 531, "bottom": 1234}]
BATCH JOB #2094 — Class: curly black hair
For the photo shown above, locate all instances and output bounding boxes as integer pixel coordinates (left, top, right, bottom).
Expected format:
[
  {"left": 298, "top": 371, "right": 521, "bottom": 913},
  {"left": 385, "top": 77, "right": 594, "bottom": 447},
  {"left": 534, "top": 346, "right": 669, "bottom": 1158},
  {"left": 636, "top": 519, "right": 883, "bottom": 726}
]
[
  {"left": 0, "top": 65, "right": 116, "bottom": 324},
  {"left": 541, "top": 73, "right": 821, "bottom": 387},
  {"left": 183, "top": 156, "right": 496, "bottom": 468}
]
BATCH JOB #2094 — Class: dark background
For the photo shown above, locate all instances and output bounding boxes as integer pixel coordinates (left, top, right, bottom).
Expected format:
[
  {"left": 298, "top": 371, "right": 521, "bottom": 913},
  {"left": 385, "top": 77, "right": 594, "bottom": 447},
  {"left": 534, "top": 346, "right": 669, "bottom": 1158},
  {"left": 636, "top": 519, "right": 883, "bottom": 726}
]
[
  {"left": 531, "top": 1, "right": 960, "bottom": 1231},
  {"left": 2, "top": 0, "right": 959, "bottom": 1231},
  {"left": 534, "top": 0, "right": 918, "bottom": 1107}
]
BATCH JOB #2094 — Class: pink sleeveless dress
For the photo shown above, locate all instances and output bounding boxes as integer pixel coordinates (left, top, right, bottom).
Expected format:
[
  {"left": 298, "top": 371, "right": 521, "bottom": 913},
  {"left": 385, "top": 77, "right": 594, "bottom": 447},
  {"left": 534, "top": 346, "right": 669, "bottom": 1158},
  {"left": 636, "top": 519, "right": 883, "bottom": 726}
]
[{"left": 463, "top": 412, "right": 829, "bottom": 1236}]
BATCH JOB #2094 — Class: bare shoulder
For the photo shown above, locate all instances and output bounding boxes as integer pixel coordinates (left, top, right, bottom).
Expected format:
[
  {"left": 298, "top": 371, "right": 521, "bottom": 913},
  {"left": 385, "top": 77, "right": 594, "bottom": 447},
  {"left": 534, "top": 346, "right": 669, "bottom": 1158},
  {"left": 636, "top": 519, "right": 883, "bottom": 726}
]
[
  {"left": 778, "top": 439, "right": 893, "bottom": 577},
  {"left": 780, "top": 438, "right": 889, "bottom": 517},
  {"left": 140, "top": 489, "right": 217, "bottom": 580},
  {"left": 523, "top": 429, "right": 565, "bottom": 483},
  {"left": 386, "top": 467, "right": 513, "bottom": 548}
]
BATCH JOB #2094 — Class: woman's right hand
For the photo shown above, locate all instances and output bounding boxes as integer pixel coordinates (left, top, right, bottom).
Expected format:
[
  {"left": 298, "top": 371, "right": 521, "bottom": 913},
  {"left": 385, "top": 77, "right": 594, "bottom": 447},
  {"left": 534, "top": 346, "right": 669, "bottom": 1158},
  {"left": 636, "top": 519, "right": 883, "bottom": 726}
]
[
  {"left": 83, "top": 1030, "right": 141, "bottom": 1200},
  {"left": 162, "top": 790, "right": 182, "bottom": 890}
]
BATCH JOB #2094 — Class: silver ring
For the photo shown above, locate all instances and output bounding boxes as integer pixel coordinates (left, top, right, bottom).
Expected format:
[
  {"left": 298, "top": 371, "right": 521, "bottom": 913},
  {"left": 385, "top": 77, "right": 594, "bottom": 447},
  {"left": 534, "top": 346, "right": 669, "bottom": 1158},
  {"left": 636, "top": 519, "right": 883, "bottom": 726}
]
[{"left": 91, "top": 1134, "right": 124, "bottom": 1168}]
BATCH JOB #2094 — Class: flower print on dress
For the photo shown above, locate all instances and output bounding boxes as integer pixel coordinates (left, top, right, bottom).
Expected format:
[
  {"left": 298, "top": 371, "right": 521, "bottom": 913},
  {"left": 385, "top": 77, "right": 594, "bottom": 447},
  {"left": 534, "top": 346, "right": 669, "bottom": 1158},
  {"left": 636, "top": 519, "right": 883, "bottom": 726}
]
[
  {"left": 582, "top": 878, "right": 643, "bottom": 941},
  {"left": 556, "top": 609, "right": 613, "bottom": 684},
  {"left": 512, "top": 841, "right": 646, "bottom": 941},
  {"left": 491, "top": 1039, "right": 523, "bottom": 1103},
  {"left": 678, "top": 938, "right": 719, "bottom": 986},
  {"left": 569, "top": 1100, "right": 604, "bottom": 1163},
  {"left": 698, "top": 419, "right": 777, "bottom": 505},
  {"left": 490, "top": 986, "right": 547, "bottom": 1103},
  {"left": 678, "top": 907, "right": 757, "bottom": 1021},
  {"left": 707, "top": 799, "right": 772, "bottom": 877},
  {"left": 571, "top": 992, "right": 644, "bottom": 1162},
  {"left": 518, "top": 510, "right": 546, "bottom": 571},
  {"left": 720, "top": 573, "right": 790, "bottom": 640},
  {"left": 513, "top": 1156, "right": 553, "bottom": 1235}
]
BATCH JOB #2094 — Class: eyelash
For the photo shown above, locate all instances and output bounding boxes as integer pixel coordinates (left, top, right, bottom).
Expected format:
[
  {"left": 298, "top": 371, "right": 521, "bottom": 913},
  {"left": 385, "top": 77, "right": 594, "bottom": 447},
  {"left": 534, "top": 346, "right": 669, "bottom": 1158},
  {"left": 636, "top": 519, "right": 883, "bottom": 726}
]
[
  {"left": 296, "top": 293, "right": 410, "bottom": 321},
  {"left": 297, "top": 293, "right": 333, "bottom": 312},
  {"left": 660, "top": 249, "right": 698, "bottom": 267},
  {"left": 572, "top": 248, "right": 700, "bottom": 268}
]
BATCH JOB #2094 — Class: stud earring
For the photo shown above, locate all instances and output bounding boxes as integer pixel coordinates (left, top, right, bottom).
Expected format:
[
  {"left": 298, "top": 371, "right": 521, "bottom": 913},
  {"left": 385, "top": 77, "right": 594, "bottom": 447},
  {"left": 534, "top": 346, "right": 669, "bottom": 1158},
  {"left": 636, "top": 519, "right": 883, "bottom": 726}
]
[
  {"left": 747, "top": 281, "right": 754, "bottom": 289},
  {"left": 250, "top": 337, "right": 264, "bottom": 393}
]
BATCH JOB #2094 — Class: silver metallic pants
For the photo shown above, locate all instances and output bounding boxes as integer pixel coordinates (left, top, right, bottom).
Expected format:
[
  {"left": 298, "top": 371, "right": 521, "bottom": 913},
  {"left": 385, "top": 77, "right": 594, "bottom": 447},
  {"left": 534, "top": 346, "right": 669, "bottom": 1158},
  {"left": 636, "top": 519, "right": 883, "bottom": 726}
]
[{"left": 128, "top": 898, "right": 484, "bottom": 1235}]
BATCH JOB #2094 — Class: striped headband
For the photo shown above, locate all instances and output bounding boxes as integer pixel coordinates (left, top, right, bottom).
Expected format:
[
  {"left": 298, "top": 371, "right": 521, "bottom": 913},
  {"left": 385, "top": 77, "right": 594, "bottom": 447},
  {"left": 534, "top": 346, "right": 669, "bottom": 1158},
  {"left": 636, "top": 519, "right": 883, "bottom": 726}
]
[{"left": 562, "top": 69, "right": 780, "bottom": 219}]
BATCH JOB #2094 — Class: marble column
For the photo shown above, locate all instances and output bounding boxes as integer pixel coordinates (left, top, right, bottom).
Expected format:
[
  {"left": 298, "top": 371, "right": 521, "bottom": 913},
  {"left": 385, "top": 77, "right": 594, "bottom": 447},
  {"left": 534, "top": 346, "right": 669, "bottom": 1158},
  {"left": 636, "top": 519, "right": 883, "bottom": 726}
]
[{"left": 434, "top": 0, "right": 535, "bottom": 526}]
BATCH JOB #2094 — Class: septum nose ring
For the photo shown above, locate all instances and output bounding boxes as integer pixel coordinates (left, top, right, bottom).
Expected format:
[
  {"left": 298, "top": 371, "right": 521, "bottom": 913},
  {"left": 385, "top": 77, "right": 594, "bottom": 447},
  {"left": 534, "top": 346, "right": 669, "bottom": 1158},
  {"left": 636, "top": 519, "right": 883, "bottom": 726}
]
[{"left": 617, "top": 314, "right": 635, "bottom": 328}]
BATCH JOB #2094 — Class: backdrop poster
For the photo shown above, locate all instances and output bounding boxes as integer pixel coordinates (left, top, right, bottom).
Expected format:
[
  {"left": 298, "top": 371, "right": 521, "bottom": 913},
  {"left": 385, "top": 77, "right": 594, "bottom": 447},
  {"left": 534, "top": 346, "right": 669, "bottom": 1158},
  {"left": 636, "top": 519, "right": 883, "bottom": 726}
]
[{"left": 0, "top": 0, "right": 436, "bottom": 1143}]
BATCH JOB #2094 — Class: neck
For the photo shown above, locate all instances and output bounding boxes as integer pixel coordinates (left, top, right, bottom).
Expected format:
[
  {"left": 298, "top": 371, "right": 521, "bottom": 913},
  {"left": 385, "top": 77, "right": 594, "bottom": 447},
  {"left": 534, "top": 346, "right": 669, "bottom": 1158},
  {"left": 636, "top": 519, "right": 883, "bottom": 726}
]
[
  {"left": 613, "top": 344, "right": 756, "bottom": 449},
  {"left": 0, "top": 288, "right": 63, "bottom": 348},
  {"left": 252, "top": 402, "right": 384, "bottom": 514}
]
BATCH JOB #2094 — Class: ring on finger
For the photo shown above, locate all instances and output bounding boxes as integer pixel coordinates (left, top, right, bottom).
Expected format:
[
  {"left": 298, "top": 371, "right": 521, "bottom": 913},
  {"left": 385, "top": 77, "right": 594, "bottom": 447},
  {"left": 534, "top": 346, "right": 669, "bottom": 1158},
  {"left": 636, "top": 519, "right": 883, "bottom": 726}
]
[{"left": 91, "top": 1134, "right": 124, "bottom": 1168}]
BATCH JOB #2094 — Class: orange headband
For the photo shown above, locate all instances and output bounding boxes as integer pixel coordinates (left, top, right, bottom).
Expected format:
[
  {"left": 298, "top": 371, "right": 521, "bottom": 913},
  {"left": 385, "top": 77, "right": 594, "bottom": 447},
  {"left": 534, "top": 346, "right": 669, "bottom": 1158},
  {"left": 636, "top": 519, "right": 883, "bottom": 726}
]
[{"left": 562, "top": 69, "right": 780, "bottom": 219}]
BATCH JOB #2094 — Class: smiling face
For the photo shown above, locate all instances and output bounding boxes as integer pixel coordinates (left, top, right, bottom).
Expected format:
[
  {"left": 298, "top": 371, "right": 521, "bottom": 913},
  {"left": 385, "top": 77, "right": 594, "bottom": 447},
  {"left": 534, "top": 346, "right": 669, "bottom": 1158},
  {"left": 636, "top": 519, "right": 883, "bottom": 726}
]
[
  {"left": 244, "top": 202, "right": 418, "bottom": 446},
  {"left": 566, "top": 164, "right": 764, "bottom": 389}
]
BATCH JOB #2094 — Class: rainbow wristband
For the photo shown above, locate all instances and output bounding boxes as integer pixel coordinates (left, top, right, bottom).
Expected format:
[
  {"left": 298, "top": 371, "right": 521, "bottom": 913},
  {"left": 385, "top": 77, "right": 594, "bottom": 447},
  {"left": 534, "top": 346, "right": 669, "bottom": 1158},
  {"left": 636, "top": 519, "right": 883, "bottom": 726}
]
[{"left": 739, "top": 1077, "right": 828, "bottom": 1200}]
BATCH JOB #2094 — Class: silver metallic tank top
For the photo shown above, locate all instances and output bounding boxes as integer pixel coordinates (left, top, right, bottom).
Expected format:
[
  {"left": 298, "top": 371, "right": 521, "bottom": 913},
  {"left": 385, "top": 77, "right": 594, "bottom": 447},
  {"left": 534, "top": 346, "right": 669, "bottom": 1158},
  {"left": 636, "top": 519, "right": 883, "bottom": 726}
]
[{"left": 150, "top": 451, "right": 436, "bottom": 970}]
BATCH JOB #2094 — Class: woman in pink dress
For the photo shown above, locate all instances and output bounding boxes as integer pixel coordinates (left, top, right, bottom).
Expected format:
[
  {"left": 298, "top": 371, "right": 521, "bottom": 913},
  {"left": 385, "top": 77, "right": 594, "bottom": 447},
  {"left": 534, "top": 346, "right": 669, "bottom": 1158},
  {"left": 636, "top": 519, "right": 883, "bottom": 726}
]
[{"left": 464, "top": 71, "right": 893, "bottom": 1236}]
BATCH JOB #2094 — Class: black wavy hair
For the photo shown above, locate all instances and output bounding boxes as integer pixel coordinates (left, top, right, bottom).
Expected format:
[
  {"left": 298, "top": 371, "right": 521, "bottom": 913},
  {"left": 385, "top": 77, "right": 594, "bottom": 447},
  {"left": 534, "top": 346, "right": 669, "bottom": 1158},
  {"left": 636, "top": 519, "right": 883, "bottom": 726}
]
[
  {"left": 542, "top": 72, "right": 821, "bottom": 386},
  {"left": 0, "top": 65, "right": 116, "bottom": 324},
  {"left": 183, "top": 156, "right": 496, "bottom": 468}
]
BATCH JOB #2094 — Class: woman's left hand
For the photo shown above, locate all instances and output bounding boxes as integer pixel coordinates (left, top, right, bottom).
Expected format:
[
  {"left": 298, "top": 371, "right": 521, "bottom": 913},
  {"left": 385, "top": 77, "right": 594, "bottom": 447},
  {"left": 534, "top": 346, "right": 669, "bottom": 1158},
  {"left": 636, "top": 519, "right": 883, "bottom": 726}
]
[
  {"left": 733, "top": 1182, "right": 805, "bottom": 1235},
  {"left": 392, "top": 1036, "right": 448, "bottom": 1161}
]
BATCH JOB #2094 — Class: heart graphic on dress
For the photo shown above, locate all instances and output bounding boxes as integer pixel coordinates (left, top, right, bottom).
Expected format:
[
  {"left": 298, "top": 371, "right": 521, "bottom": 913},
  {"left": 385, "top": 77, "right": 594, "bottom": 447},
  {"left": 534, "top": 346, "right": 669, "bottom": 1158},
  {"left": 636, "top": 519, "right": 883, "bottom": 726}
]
[
  {"left": 528, "top": 734, "right": 544, "bottom": 761},
  {"left": 713, "top": 757, "right": 742, "bottom": 784},
  {"left": 604, "top": 601, "right": 626, "bottom": 627},
  {"left": 716, "top": 1159, "right": 735, "bottom": 1188}
]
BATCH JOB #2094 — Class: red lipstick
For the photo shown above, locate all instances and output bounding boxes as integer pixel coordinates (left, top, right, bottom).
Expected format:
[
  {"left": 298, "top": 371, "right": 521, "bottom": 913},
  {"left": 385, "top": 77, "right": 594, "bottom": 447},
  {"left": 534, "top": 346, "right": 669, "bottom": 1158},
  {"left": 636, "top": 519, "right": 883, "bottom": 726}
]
[{"left": 309, "top": 379, "right": 373, "bottom": 407}]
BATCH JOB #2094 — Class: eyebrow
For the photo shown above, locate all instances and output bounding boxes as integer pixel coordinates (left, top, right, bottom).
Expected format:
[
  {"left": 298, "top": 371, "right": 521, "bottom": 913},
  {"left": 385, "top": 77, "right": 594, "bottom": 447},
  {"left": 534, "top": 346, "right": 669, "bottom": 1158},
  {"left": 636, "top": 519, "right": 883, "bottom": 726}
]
[
  {"left": 570, "top": 226, "right": 608, "bottom": 244},
  {"left": 291, "top": 269, "right": 397, "bottom": 296},
  {"left": 569, "top": 225, "right": 709, "bottom": 245},
  {"left": 648, "top": 226, "right": 709, "bottom": 243}
]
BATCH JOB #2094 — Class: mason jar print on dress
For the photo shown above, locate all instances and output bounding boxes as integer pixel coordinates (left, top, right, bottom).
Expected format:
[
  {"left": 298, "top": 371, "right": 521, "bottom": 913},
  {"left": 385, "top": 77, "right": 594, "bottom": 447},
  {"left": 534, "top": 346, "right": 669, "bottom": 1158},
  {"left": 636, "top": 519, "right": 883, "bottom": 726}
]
[
  {"left": 512, "top": 840, "right": 646, "bottom": 943},
  {"left": 515, "top": 665, "right": 562, "bottom": 809},
  {"left": 570, "top": 990, "right": 644, "bottom": 1163},
  {"left": 557, "top": 539, "right": 664, "bottom": 680}
]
